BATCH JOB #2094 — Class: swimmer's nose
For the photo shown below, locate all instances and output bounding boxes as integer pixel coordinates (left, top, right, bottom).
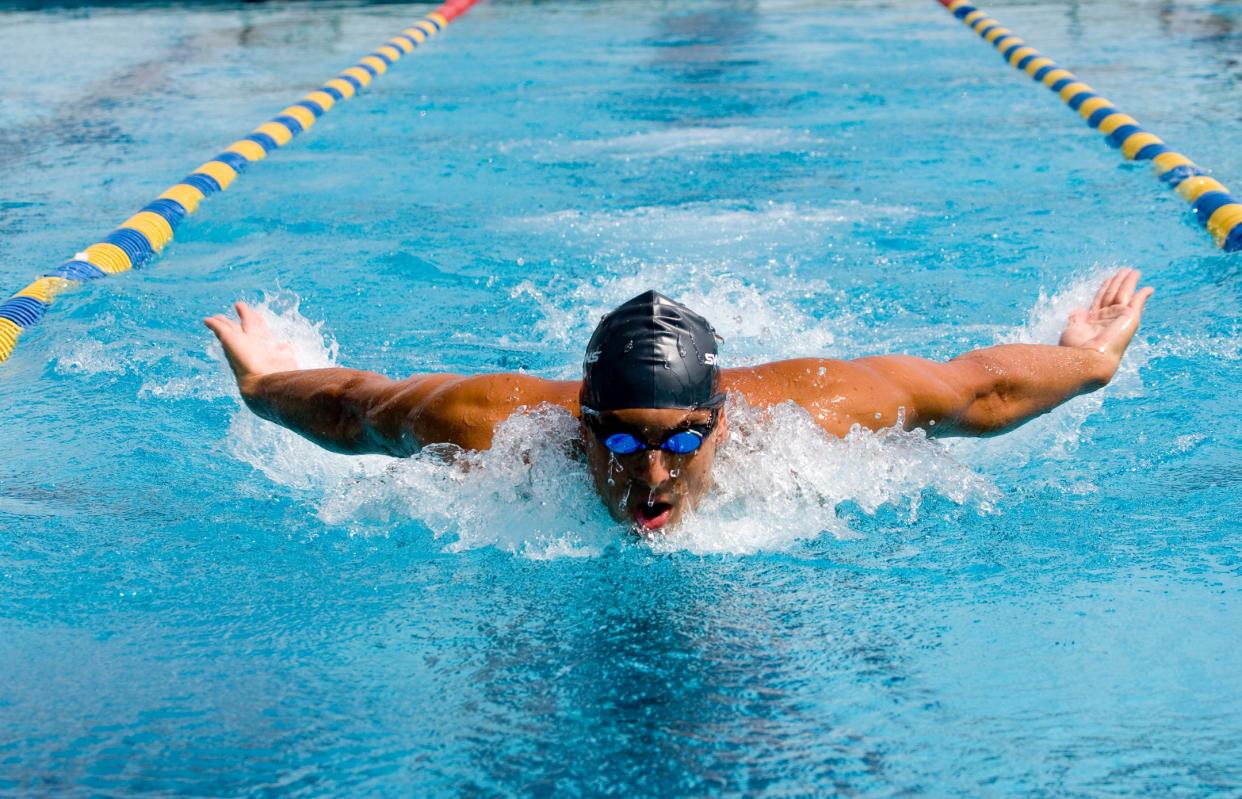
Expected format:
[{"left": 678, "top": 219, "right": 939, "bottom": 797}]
[{"left": 631, "top": 449, "right": 672, "bottom": 486}]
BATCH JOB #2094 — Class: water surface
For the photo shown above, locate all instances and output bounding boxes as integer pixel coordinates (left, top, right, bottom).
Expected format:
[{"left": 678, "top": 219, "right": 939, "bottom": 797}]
[{"left": 1, "top": 0, "right": 1240, "bottom": 795}]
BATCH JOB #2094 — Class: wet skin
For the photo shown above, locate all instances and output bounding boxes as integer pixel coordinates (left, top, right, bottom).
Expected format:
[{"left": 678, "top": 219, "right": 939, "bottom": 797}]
[{"left": 206, "top": 269, "right": 1153, "bottom": 533}]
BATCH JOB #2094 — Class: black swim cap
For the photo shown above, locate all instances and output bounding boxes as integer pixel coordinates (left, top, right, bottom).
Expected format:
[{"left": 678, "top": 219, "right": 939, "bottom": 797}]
[{"left": 581, "top": 290, "right": 723, "bottom": 413}]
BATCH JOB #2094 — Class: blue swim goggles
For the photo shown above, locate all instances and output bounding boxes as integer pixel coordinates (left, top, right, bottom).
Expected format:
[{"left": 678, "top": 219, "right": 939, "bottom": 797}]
[{"left": 585, "top": 408, "right": 720, "bottom": 456}]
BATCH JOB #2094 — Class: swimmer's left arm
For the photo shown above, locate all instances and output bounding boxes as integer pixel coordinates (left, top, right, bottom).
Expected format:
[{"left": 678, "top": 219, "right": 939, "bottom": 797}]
[
  {"left": 857, "top": 344, "right": 1117, "bottom": 436},
  {"left": 858, "top": 268, "right": 1153, "bottom": 436}
]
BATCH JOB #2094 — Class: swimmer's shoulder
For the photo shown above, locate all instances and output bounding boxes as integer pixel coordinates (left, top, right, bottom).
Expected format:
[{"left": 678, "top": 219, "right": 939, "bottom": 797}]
[
  {"left": 399, "top": 373, "right": 582, "bottom": 451},
  {"left": 722, "top": 358, "right": 858, "bottom": 401},
  {"left": 721, "top": 358, "right": 906, "bottom": 434}
]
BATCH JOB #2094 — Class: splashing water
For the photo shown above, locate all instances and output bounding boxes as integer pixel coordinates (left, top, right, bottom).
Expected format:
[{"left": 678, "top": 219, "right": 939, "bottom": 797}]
[
  {"left": 319, "top": 407, "right": 616, "bottom": 559},
  {"left": 222, "top": 294, "right": 389, "bottom": 493},
  {"left": 223, "top": 296, "right": 997, "bottom": 556},
  {"left": 239, "top": 291, "right": 340, "bottom": 370},
  {"left": 500, "top": 126, "right": 826, "bottom": 161},
  {"left": 504, "top": 199, "right": 916, "bottom": 260},
  {"left": 509, "top": 262, "right": 858, "bottom": 372},
  {"left": 653, "top": 398, "right": 996, "bottom": 555},
  {"left": 220, "top": 266, "right": 1156, "bottom": 558}
]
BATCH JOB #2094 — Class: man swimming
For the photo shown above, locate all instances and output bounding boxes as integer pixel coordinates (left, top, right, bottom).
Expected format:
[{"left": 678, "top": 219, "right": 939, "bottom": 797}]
[{"left": 205, "top": 268, "right": 1152, "bottom": 532}]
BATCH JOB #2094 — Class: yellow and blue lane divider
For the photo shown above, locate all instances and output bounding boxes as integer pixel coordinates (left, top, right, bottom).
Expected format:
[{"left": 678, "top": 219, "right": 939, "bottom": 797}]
[
  {"left": 936, "top": 0, "right": 1242, "bottom": 253},
  {"left": 0, "top": 0, "right": 481, "bottom": 366}
]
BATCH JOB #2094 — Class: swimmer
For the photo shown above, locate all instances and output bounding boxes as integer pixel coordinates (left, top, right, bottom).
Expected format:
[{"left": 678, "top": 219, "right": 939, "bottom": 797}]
[{"left": 205, "top": 268, "right": 1152, "bottom": 533}]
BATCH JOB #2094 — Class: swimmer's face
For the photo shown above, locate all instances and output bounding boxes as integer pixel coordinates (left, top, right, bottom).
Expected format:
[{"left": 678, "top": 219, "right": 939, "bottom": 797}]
[{"left": 582, "top": 406, "right": 727, "bottom": 534}]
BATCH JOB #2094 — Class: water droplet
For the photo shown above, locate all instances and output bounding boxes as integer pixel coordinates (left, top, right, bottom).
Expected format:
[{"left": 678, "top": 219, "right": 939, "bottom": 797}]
[
  {"left": 874, "top": 412, "right": 882, "bottom": 419},
  {"left": 624, "top": 340, "right": 634, "bottom": 352}
]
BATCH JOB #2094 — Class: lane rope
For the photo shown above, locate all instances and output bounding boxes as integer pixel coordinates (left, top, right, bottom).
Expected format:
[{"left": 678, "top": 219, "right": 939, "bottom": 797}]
[
  {"left": 0, "top": 0, "right": 481, "bottom": 366},
  {"left": 936, "top": 0, "right": 1242, "bottom": 253}
]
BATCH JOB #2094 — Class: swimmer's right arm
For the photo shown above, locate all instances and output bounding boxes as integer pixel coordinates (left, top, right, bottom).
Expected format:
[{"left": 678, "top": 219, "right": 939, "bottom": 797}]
[{"left": 204, "top": 303, "right": 580, "bottom": 454}]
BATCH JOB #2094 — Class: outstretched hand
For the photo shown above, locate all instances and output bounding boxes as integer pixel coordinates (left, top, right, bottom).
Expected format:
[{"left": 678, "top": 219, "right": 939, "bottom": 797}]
[
  {"left": 1059, "top": 268, "right": 1154, "bottom": 362},
  {"left": 204, "top": 302, "right": 300, "bottom": 390}
]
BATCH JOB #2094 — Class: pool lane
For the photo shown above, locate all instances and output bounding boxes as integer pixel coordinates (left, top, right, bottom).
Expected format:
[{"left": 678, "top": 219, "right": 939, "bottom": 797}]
[
  {"left": 0, "top": 0, "right": 480, "bottom": 367},
  {"left": 937, "top": 0, "right": 1242, "bottom": 253}
]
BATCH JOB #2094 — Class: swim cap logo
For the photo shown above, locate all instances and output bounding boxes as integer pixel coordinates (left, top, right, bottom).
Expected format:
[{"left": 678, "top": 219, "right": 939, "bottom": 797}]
[
  {"left": 585, "top": 349, "right": 602, "bottom": 364},
  {"left": 703, "top": 353, "right": 717, "bottom": 365}
]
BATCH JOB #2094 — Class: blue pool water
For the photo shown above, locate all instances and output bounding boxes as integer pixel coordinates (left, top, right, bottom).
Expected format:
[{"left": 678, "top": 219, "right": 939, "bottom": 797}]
[{"left": 2, "top": 0, "right": 1241, "bottom": 794}]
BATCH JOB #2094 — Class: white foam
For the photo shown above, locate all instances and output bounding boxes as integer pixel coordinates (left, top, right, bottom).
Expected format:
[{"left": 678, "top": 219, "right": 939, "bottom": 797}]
[
  {"left": 53, "top": 336, "right": 129, "bottom": 376},
  {"left": 507, "top": 200, "right": 914, "bottom": 257},
  {"left": 653, "top": 398, "right": 997, "bottom": 556},
  {"left": 508, "top": 262, "right": 859, "bottom": 373},
  {"left": 1146, "top": 332, "right": 1241, "bottom": 362},
  {"left": 53, "top": 329, "right": 236, "bottom": 401},
  {"left": 211, "top": 296, "right": 604, "bottom": 557},
  {"left": 317, "top": 407, "right": 615, "bottom": 559},
  {"left": 539, "top": 126, "right": 824, "bottom": 160},
  {"left": 243, "top": 291, "right": 340, "bottom": 370},
  {"left": 233, "top": 392, "right": 994, "bottom": 557},
  {"left": 140, "top": 372, "right": 234, "bottom": 401}
]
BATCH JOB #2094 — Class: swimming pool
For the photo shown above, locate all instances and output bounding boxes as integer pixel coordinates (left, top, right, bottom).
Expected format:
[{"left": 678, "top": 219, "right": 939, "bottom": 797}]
[{"left": 2, "top": 0, "right": 1241, "bottom": 794}]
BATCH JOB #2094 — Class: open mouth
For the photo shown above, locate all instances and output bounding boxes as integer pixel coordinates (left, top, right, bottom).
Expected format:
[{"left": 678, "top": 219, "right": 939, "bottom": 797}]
[{"left": 632, "top": 501, "right": 673, "bottom": 531}]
